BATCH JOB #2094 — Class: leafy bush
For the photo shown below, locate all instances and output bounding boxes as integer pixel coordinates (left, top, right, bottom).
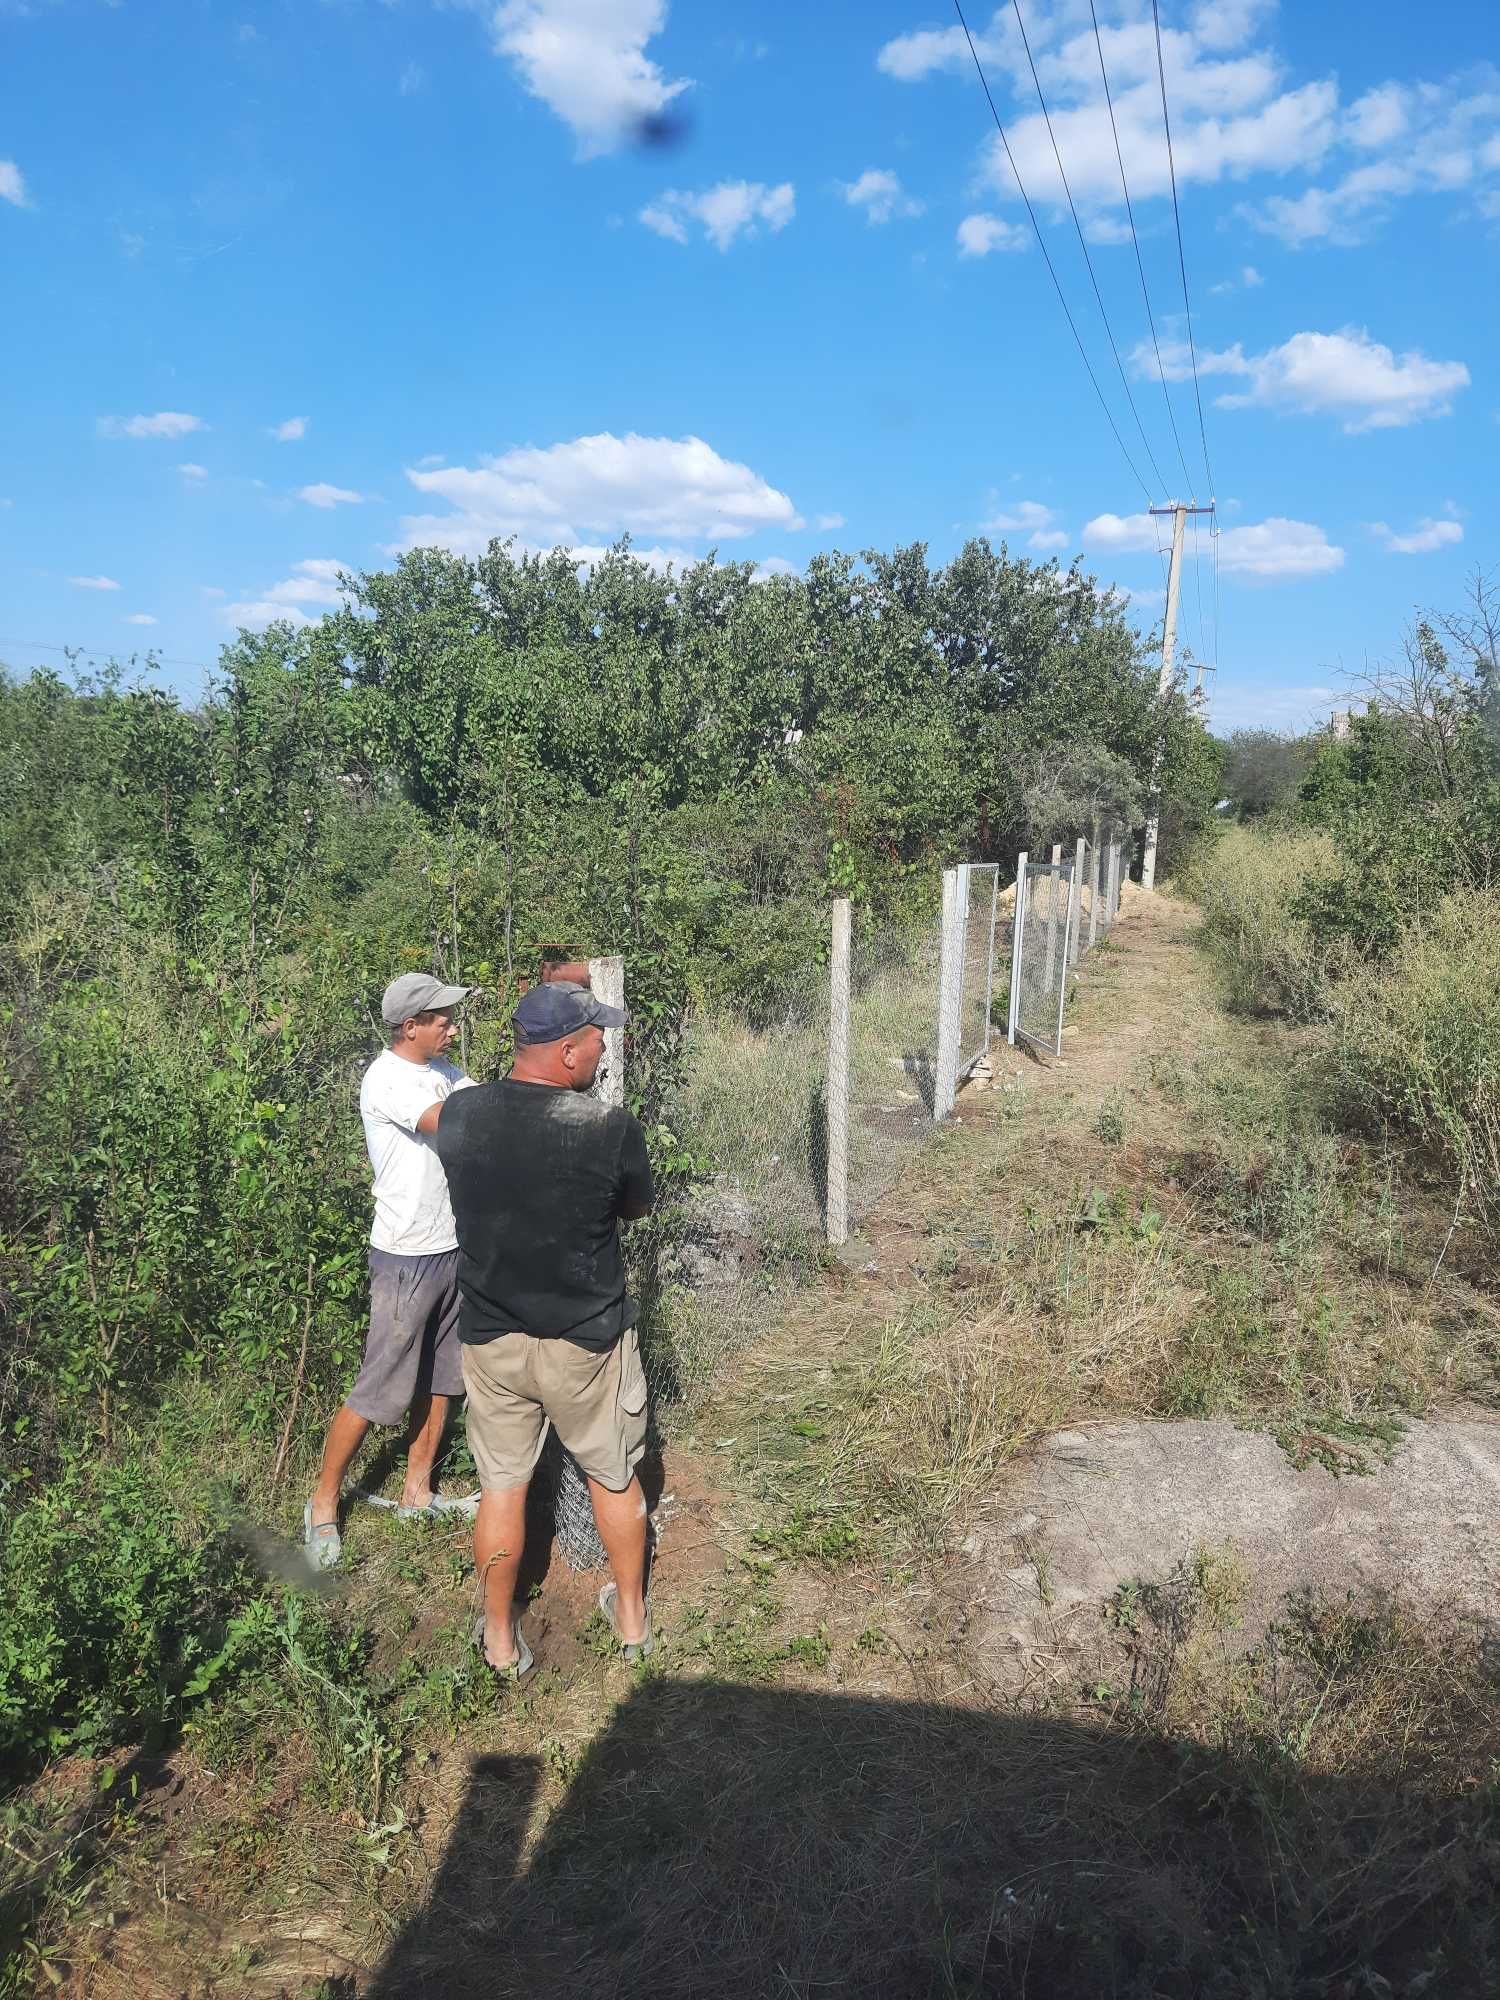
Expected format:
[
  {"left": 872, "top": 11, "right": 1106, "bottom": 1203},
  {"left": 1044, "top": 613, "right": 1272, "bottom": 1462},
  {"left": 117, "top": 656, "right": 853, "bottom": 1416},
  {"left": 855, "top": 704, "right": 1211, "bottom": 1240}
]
[{"left": 0, "top": 1461, "right": 264, "bottom": 1768}]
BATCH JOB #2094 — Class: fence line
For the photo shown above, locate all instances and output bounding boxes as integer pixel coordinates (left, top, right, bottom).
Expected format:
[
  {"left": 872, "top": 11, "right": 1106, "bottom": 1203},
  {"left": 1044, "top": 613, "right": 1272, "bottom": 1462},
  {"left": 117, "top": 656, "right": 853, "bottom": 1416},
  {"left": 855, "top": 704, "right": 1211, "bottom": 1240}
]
[{"left": 540, "top": 829, "right": 1133, "bottom": 1564}]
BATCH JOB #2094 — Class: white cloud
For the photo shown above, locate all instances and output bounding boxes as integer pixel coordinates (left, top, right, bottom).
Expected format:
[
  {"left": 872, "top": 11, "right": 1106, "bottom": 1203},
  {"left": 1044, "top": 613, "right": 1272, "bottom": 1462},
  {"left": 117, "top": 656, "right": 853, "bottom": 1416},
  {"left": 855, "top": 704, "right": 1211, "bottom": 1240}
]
[
  {"left": 399, "top": 63, "right": 425, "bottom": 96},
  {"left": 225, "top": 558, "right": 351, "bottom": 630},
  {"left": 270, "top": 415, "right": 308, "bottom": 442},
  {"left": 69, "top": 575, "right": 122, "bottom": 591},
  {"left": 957, "top": 212, "right": 1029, "bottom": 256},
  {"left": 838, "top": 168, "right": 924, "bottom": 224},
  {"left": 100, "top": 411, "right": 205, "bottom": 440},
  {"left": 640, "top": 179, "right": 794, "bottom": 250},
  {"left": 1370, "top": 513, "right": 1464, "bottom": 555},
  {"left": 397, "top": 430, "right": 801, "bottom": 557},
  {"left": 814, "top": 512, "right": 846, "bottom": 531},
  {"left": 1210, "top": 263, "right": 1263, "bottom": 293},
  {"left": 178, "top": 462, "right": 209, "bottom": 480},
  {"left": 881, "top": 6, "right": 1500, "bottom": 251},
  {"left": 298, "top": 482, "right": 365, "bottom": 508},
  {"left": 1139, "top": 327, "right": 1470, "bottom": 432},
  {"left": 981, "top": 499, "right": 1067, "bottom": 552},
  {"left": 124, "top": 613, "right": 158, "bottom": 626},
  {"left": 490, "top": 0, "right": 690, "bottom": 159},
  {"left": 0, "top": 160, "right": 28, "bottom": 208},
  {"left": 1083, "top": 511, "right": 1344, "bottom": 579},
  {"left": 1243, "top": 72, "right": 1500, "bottom": 244},
  {"left": 752, "top": 556, "right": 799, "bottom": 580},
  {"left": 876, "top": 21, "right": 979, "bottom": 83}
]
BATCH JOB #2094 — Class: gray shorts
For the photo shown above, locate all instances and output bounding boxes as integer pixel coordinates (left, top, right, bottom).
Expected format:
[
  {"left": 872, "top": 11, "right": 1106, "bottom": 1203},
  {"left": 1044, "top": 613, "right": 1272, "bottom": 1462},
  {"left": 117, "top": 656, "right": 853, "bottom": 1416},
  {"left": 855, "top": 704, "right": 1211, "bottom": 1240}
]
[{"left": 346, "top": 1248, "right": 464, "bottom": 1427}]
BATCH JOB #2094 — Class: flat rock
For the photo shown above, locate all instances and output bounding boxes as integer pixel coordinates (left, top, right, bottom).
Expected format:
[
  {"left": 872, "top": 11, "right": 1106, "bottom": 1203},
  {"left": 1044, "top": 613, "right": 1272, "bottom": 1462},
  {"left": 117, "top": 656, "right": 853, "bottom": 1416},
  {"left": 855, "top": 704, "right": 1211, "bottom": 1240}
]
[{"left": 968, "top": 1411, "right": 1500, "bottom": 1677}]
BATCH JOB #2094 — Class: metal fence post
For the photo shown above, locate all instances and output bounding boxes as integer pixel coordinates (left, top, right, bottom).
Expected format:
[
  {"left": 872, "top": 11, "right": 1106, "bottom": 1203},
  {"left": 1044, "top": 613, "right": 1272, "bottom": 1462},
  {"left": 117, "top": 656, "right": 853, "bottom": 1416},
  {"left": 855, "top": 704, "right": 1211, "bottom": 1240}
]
[
  {"left": 1067, "top": 836, "right": 1086, "bottom": 968},
  {"left": 1007, "top": 851, "right": 1028, "bottom": 1046},
  {"left": 826, "top": 899, "right": 851, "bottom": 1246},
  {"left": 934, "top": 868, "right": 963, "bottom": 1119},
  {"left": 587, "top": 955, "right": 626, "bottom": 1109}
]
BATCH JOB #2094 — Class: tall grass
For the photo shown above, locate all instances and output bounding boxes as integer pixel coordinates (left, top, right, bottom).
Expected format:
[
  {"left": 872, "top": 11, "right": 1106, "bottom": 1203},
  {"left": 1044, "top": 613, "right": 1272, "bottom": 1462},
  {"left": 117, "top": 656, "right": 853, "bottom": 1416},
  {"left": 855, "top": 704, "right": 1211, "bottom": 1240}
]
[
  {"left": 1190, "top": 825, "right": 1500, "bottom": 1242},
  {"left": 1333, "top": 892, "right": 1500, "bottom": 1232},
  {"left": 1185, "top": 824, "right": 1349, "bottom": 1018}
]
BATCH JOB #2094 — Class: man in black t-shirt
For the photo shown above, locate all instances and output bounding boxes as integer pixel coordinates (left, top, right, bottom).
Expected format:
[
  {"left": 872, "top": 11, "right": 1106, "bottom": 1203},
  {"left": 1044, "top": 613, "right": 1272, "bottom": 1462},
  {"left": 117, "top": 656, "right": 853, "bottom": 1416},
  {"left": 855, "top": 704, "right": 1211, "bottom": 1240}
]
[{"left": 427, "top": 981, "right": 655, "bottom": 1677}]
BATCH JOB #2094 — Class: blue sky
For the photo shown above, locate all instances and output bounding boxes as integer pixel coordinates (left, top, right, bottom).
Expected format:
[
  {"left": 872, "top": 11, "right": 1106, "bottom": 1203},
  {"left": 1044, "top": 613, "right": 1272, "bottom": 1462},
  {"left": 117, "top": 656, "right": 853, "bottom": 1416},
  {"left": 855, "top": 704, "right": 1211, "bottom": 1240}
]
[{"left": 1, "top": 0, "right": 1494, "bottom": 731}]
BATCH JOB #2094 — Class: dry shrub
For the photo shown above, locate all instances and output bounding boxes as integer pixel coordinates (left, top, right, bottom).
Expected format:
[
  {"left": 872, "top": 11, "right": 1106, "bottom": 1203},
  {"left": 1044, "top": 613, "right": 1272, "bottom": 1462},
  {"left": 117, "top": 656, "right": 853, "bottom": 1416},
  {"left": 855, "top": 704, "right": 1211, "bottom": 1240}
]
[{"left": 1185, "top": 824, "right": 1350, "bottom": 1017}]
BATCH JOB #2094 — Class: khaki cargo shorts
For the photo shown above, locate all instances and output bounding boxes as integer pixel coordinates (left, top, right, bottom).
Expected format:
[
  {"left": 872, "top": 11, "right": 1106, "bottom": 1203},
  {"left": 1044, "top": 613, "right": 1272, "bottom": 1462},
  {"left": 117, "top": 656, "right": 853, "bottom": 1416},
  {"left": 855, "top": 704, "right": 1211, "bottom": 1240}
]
[{"left": 460, "top": 1326, "right": 648, "bottom": 1494}]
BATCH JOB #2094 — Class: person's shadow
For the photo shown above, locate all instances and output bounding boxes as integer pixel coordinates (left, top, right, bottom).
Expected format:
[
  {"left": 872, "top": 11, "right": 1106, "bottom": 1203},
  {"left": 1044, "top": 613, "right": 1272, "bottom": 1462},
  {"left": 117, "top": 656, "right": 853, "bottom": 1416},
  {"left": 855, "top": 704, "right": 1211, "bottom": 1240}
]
[{"left": 365, "top": 1675, "right": 1496, "bottom": 1998}]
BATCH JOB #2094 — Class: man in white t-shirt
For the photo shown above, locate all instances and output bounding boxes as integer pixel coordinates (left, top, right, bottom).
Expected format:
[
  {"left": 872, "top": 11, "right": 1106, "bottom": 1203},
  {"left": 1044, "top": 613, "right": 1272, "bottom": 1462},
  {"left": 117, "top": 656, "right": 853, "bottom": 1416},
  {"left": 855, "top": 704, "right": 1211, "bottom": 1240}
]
[{"left": 303, "top": 972, "right": 478, "bottom": 1569}]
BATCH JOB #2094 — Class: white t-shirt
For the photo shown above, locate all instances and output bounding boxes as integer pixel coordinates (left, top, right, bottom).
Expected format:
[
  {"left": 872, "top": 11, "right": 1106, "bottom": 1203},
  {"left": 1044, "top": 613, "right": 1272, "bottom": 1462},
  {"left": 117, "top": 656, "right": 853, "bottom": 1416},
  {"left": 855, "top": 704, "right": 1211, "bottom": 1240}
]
[{"left": 359, "top": 1050, "right": 476, "bottom": 1256}]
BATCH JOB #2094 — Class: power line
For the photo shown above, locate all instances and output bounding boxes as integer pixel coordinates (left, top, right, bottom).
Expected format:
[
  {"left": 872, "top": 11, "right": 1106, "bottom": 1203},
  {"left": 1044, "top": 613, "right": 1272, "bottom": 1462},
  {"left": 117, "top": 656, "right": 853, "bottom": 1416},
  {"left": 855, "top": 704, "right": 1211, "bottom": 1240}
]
[
  {"left": 1007, "top": 0, "right": 1169, "bottom": 497},
  {"left": 1086, "top": 0, "right": 1195, "bottom": 498},
  {"left": 1190, "top": 507, "right": 1209, "bottom": 676},
  {"left": 1151, "top": 0, "right": 1214, "bottom": 496},
  {"left": 952, "top": 0, "right": 1154, "bottom": 508},
  {"left": 0, "top": 634, "right": 219, "bottom": 674},
  {"left": 1211, "top": 516, "right": 1222, "bottom": 698}
]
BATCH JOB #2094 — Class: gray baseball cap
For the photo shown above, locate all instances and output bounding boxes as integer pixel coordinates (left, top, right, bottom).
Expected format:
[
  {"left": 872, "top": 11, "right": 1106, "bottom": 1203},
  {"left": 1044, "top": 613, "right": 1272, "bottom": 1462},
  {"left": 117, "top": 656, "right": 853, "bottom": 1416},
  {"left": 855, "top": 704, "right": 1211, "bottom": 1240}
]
[{"left": 381, "top": 972, "right": 474, "bottom": 1026}]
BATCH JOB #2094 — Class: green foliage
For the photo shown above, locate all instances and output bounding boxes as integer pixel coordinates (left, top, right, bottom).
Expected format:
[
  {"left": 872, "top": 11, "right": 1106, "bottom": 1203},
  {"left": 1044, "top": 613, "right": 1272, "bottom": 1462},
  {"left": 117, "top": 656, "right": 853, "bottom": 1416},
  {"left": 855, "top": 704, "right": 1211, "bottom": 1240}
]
[
  {"left": 1219, "top": 727, "right": 1308, "bottom": 818},
  {"left": 0, "top": 1462, "right": 265, "bottom": 1767},
  {"left": 0, "top": 534, "right": 1218, "bottom": 1795}
]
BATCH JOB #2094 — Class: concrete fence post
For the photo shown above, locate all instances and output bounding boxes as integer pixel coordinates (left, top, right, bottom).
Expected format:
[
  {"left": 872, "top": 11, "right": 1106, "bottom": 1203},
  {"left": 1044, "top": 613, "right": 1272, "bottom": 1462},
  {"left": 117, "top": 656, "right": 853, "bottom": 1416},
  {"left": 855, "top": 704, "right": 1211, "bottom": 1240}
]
[
  {"left": 1087, "top": 831, "right": 1102, "bottom": 951},
  {"left": 826, "top": 899, "right": 851, "bottom": 1246},
  {"left": 1107, "top": 834, "right": 1121, "bottom": 923},
  {"left": 588, "top": 955, "right": 626, "bottom": 1110},
  {"left": 934, "top": 867, "right": 963, "bottom": 1120},
  {"left": 1067, "top": 836, "right": 1086, "bottom": 969},
  {"left": 1007, "top": 851, "right": 1028, "bottom": 1047}
]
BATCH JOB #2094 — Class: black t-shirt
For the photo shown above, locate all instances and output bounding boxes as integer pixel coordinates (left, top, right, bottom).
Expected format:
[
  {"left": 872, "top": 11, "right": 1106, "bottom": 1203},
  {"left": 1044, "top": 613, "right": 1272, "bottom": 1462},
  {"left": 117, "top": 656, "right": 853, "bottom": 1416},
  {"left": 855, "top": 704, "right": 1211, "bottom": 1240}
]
[{"left": 434, "top": 1078, "right": 655, "bottom": 1349}]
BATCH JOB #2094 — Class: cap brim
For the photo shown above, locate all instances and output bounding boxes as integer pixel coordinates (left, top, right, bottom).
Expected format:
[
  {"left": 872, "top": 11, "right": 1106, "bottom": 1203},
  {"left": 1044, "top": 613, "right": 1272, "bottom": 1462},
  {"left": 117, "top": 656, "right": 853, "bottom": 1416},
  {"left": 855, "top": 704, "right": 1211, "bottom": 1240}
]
[
  {"left": 591, "top": 1002, "right": 627, "bottom": 1029},
  {"left": 428, "top": 984, "right": 474, "bottom": 1010}
]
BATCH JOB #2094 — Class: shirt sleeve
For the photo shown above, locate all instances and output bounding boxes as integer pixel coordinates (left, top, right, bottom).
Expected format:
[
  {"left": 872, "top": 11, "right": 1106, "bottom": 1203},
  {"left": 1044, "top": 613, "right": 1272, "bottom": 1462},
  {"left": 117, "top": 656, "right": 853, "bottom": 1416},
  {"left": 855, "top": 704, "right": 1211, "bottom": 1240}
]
[
  {"left": 617, "top": 1113, "right": 656, "bottom": 1213},
  {"left": 369, "top": 1061, "right": 434, "bottom": 1137}
]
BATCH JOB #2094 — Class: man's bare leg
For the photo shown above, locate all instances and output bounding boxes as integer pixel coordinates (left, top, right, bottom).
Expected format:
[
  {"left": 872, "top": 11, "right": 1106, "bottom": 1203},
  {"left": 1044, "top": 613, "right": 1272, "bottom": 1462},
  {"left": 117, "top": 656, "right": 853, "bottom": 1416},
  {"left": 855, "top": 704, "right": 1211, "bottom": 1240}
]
[
  {"left": 473, "top": 1483, "right": 529, "bottom": 1669},
  {"left": 309, "top": 1404, "right": 371, "bottom": 1524},
  {"left": 588, "top": 1474, "right": 648, "bottom": 1643},
  {"left": 401, "top": 1391, "right": 450, "bottom": 1509}
]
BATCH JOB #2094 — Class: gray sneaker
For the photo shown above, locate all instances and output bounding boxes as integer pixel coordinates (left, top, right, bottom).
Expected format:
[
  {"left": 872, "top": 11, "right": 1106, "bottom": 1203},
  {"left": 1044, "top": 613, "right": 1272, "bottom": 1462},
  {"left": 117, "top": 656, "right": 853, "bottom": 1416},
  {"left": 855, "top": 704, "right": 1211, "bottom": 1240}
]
[{"left": 303, "top": 1502, "right": 343, "bottom": 1571}]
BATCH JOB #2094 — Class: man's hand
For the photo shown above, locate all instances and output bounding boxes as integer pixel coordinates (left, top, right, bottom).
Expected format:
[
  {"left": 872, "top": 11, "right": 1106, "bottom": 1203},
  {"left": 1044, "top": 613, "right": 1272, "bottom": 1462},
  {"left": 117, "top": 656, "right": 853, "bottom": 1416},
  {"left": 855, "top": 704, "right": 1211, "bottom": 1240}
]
[
  {"left": 416, "top": 1101, "right": 443, "bottom": 1137},
  {"left": 617, "top": 1200, "right": 651, "bottom": 1222}
]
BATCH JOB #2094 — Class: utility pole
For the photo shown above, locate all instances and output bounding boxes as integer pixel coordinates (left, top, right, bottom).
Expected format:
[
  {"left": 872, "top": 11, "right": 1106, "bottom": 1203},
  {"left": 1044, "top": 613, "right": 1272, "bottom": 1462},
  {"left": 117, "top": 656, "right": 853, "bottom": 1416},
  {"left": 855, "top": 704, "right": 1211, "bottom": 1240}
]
[{"left": 1141, "top": 498, "right": 1215, "bottom": 892}]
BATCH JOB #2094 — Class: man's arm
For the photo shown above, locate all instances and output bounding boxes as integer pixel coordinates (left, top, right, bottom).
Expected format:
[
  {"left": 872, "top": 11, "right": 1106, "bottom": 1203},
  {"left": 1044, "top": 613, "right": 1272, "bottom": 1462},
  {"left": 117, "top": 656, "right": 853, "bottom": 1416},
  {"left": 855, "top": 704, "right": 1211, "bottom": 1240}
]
[
  {"left": 615, "top": 1115, "right": 655, "bottom": 1222},
  {"left": 416, "top": 1100, "right": 443, "bottom": 1138}
]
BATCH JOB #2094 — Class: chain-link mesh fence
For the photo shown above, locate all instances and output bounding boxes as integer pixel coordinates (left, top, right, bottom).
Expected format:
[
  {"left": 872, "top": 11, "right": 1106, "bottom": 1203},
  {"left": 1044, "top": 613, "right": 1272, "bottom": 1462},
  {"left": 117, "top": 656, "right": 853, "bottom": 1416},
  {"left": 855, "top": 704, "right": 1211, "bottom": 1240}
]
[
  {"left": 1012, "top": 860, "right": 1074, "bottom": 1056},
  {"left": 548, "top": 833, "right": 1134, "bottom": 1567},
  {"left": 623, "top": 915, "right": 944, "bottom": 1422},
  {"left": 957, "top": 864, "right": 1000, "bottom": 1079}
]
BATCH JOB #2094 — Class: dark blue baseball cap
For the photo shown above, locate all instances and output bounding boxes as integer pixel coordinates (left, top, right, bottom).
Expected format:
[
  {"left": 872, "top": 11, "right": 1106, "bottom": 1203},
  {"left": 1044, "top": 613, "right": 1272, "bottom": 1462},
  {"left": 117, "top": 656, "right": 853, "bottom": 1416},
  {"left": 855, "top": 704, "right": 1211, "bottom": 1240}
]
[{"left": 513, "top": 980, "right": 626, "bottom": 1045}]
